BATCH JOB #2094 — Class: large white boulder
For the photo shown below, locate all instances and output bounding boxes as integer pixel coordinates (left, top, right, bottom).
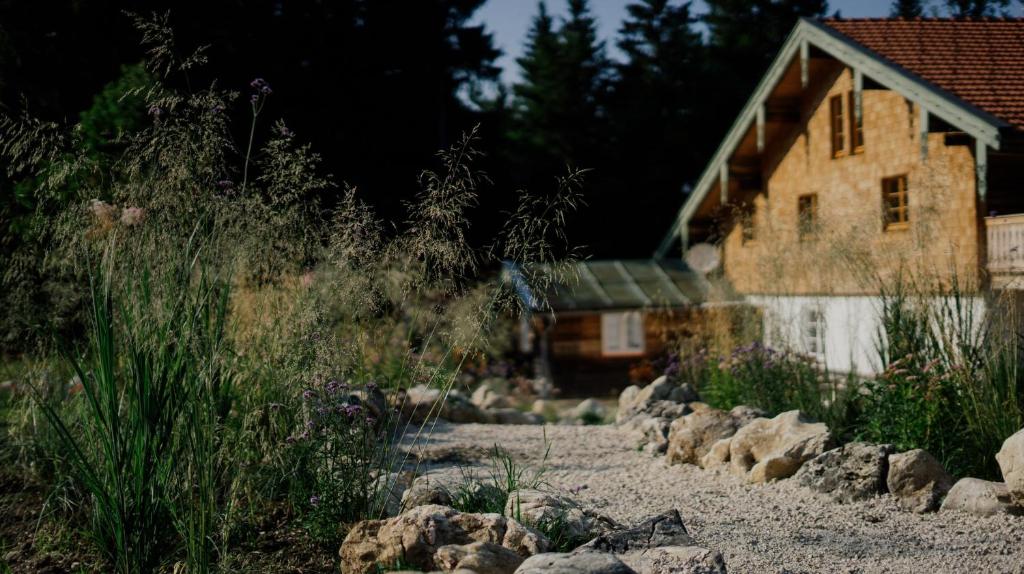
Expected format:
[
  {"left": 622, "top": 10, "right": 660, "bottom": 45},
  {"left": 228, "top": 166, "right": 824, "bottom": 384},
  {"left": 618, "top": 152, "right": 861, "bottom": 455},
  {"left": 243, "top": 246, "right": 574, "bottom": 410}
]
[
  {"left": 996, "top": 428, "right": 1024, "bottom": 506},
  {"left": 666, "top": 406, "right": 741, "bottom": 466},
  {"left": 941, "top": 477, "right": 1023, "bottom": 517},
  {"left": 729, "top": 410, "right": 831, "bottom": 483}
]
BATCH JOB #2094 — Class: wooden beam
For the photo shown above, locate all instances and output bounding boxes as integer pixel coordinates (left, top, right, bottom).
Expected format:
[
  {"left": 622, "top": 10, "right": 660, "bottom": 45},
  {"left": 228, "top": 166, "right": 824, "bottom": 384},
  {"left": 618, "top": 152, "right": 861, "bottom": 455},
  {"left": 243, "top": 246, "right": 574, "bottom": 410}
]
[
  {"left": 853, "top": 68, "right": 863, "bottom": 122},
  {"left": 800, "top": 39, "right": 809, "bottom": 88},
  {"left": 719, "top": 162, "right": 729, "bottom": 204},
  {"left": 756, "top": 104, "right": 765, "bottom": 153},
  {"left": 919, "top": 106, "right": 929, "bottom": 161},
  {"left": 976, "top": 139, "right": 988, "bottom": 200}
]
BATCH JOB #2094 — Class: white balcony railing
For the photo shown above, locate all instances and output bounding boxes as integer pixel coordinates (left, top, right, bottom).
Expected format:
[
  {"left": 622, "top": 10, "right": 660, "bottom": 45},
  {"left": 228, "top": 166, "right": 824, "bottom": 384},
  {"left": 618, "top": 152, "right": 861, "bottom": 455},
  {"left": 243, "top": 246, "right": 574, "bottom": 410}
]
[{"left": 987, "top": 214, "right": 1024, "bottom": 274}]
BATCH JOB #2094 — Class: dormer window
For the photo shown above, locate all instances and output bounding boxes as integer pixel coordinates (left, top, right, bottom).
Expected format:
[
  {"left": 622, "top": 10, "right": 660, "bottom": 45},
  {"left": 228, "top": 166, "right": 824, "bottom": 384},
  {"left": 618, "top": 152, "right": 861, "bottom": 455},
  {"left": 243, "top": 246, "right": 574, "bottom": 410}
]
[{"left": 830, "top": 95, "right": 845, "bottom": 158}]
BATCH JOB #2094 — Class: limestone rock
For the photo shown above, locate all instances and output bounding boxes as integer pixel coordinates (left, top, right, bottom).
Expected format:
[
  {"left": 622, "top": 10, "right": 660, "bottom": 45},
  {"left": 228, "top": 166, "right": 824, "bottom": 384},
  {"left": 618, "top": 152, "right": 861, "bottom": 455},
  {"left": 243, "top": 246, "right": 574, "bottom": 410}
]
[
  {"left": 940, "top": 477, "right": 1023, "bottom": 517},
  {"left": 666, "top": 407, "right": 741, "bottom": 466},
  {"left": 505, "top": 489, "right": 619, "bottom": 543},
  {"left": 620, "top": 546, "right": 728, "bottom": 574},
  {"left": 886, "top": 449, "right": 953, "bottom": 513},
  {"left": 728, "top": 405, "right": 767, "bottom": 426},
  {"left": 616, "top": 386, "right": 642, "bottom": 424},
  {"left": 445, "top": 392, "right": 494, "bottom": 424},
  {"left": 794, "top": 442, "right": 894, "bottom": 503},
  {"left": 700, "top": 437, "right": 733, "bottom": 470},
  {"left": 570, "top": 398, "right": 607, "bottom": 423},
  {"left": 435, "top": 541, "right": 524, "bottom": 574},
  {"left": 996, "top": 428, "right": 1024, "bottom": 506},
  {"left": 515, "top": 552, "right": 636, "bottom": 574},
  {"left": 531, "top": 399, "right": 554, "bottom": 417},
  {"left": 581, "top": 511, "right": 728, "bottom": 574},
  {"left": 729, "top": 410, "right": 831, "bottom": 483},
  {"left": 402, "top": 473, "right": 457, "bottom": 509},
  {"left": 339, "top": 505, "right": 549, "bottom": 574},
  {"left": 617, "top": 377, "right": 690, "bottom": 424},
  {"left": 472, "top": 384, "right": 513, "bottom": 410},
  {"left": 668, "top": 383, "right": 701, "bottom": 404},
  {"left": 580, "top": 510, "right": 694, "bottom": 554}
]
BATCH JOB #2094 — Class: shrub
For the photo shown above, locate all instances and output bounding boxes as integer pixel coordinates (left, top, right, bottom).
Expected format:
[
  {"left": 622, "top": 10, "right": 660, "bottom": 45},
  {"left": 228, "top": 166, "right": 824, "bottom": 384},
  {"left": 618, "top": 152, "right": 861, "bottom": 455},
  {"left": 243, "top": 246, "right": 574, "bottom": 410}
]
[
  {"left": 860, "top": 275, "right": 1024, "bottom": 478},
  {"left": 681, "top": 343, "right": 861, "bottom": 439}
]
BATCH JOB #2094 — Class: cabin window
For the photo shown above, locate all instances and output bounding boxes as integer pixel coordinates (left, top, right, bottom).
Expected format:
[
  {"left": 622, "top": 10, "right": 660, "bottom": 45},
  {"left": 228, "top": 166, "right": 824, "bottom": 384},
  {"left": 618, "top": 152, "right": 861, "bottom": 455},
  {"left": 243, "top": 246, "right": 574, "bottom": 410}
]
[
  {"left": 830, "top": 94, "right": 845, "bottom": 158},
  {"left": 740, "top": 204, "right": 757, "bottom": 243},
  {"left": 601, "top": 311, "right": 645, "bottom": 356},
  {"left": 797, "top": 194, "right": 818, "bottom": 240},
  {"left": 882, "top": 175, "right": 909, "bottom": 229},
  {"left": 802, "top": 307, "right": 824, "bottom": 358},
  {"left": 848, "top": 90, "right": 864, "bottom": 153}
]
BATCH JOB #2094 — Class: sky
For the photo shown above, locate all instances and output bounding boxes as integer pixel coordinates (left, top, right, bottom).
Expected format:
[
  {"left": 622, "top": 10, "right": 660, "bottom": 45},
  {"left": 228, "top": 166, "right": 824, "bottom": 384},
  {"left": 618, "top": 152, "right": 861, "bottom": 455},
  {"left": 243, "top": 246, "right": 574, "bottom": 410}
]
[{"left": 475, "top": 0, "right": 913, "bottom": 85}]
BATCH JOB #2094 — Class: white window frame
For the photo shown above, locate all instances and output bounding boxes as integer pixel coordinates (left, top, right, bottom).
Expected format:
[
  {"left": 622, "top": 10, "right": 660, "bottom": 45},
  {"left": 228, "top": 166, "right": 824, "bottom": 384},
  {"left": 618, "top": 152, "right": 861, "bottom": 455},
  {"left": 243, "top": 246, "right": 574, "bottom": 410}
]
[
  {"left": 802, "top": 306, "right": 825, "bottom": 358},
  {"left": 601, "top": 311, "right": 645, "bottom": 356}
]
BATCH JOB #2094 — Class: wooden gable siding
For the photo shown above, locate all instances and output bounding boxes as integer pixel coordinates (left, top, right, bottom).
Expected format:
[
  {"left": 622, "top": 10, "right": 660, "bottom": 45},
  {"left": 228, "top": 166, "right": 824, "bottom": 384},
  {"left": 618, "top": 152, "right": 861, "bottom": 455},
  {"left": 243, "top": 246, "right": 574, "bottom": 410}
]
[
  {"left": 547, "top": 312, "right": 668, "bottom": 360},
  {"left": 721, "top": 67, "right": 981, "bottom": 296}
]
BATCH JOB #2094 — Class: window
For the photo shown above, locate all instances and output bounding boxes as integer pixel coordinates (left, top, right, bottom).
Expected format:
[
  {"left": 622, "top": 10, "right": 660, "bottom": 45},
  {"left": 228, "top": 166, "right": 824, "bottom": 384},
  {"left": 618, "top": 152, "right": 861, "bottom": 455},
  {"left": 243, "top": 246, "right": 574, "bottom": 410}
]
[
  {"left": 601, "top": 311, "right": 645, "bottom": 356},
  {"left": 848, "top": 90, "right": 864, "bottom": 153},
  {"left": 740, "top": 204, "right": 757, "bottom": 243},
  {"left": 882, "top": 175, "right": 909, "bottom": 229},
  {"left": 830, "top": 94, "right": 845, "bottom": 158},
  {"left": 797, "top": 194, "right": 818, "bottom": 240},
  {"left": 802, "top": 307, "right": 824, "bottom": 358}
]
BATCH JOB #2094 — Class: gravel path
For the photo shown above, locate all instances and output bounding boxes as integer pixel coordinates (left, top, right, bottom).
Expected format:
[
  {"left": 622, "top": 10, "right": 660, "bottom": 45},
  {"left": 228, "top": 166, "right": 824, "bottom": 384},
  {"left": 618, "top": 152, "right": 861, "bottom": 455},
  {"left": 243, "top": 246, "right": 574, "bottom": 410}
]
[{"left": 408, "top": 422, "right": 1024, "bottom": 574}]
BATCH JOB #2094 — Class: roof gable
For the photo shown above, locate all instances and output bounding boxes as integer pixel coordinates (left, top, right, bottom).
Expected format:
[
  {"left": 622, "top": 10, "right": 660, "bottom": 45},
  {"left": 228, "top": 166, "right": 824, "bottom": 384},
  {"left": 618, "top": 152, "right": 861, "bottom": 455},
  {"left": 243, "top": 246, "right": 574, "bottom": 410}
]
[{"left": 824, "top": 18, "right": 1024, "bottom": 132}]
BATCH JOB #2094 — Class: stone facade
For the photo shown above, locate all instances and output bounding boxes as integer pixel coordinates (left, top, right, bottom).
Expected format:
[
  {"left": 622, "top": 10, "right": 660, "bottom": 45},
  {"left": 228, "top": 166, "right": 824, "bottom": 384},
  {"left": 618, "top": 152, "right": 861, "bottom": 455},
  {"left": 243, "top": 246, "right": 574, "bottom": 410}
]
[{"left": 721, "top": 68, "right": 981, "bottom": 297}]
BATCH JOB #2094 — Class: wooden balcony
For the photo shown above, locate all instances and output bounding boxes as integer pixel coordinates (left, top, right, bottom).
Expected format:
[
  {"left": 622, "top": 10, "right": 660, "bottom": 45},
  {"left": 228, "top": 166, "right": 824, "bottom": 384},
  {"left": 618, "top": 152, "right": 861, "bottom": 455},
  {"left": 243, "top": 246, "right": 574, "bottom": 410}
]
[{"left": 987, "top": 214, "right": 1024, "bottom": 287}]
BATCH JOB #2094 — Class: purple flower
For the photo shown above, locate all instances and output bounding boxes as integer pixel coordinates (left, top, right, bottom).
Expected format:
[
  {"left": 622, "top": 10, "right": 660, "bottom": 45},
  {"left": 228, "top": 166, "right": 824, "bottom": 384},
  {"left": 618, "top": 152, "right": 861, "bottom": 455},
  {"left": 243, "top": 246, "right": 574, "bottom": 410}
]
[
  {"left": 210, "top": 104, "right": 225, "bottom": 114},
  {"left": 366, "top": 382, "right": 378, "bottom": 392},
  {"left": 250, "top": 94, "right": 259, "bottom": 104},
  {"left": 148, "top": 105, "right": 161, "bottom": 117},
  {"left": 302, "top": 389, "right": 316, "bottom": 400},
  {"left": 325, "top": 379, "right": 344, "bottom": 393},
  {"left": 309, "top": 495, "right": 320, "bottom": 507},
  {"left": 217, "top": 180, "right": 234, "bottom": 189},
  {"left": 250, "top": 78, "right": 268, "bottom": 89},
  {"left": 285, "top": 435, "right": 296, "bottom": 444},
  {"left": 306, "top": 419, "right": 316, "bottom": 429},
  {"left": 343, "top": 404, "right": 363, "bottom": 418}
]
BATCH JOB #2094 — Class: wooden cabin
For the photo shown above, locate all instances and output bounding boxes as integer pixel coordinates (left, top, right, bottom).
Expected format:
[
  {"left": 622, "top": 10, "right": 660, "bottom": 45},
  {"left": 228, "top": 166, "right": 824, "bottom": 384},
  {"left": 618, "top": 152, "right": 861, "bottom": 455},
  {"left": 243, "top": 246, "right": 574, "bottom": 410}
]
[{"left": 507, "top": 259, "right": 710, "bottom": 397}]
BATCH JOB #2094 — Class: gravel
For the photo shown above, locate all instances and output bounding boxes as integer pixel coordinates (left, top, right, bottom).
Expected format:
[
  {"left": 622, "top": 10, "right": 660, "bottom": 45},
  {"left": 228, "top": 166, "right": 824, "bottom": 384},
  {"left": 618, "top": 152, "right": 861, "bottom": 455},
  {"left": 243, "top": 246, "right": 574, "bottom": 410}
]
[{"left": 406, "top": 422, "right": 1024, "bottom": 574}]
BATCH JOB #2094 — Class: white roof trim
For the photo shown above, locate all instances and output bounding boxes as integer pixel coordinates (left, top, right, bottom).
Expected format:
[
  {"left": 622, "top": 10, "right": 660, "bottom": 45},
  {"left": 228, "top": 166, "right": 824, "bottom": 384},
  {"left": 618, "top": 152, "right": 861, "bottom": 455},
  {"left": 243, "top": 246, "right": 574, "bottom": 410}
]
[{"left": 656, "top": 17, "right": 1010, "bottom": 258}]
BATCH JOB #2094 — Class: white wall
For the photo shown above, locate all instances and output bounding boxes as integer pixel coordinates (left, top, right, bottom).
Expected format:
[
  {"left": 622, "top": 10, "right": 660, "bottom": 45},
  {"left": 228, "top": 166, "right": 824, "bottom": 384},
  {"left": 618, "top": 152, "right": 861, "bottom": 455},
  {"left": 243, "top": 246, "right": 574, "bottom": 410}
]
[
  {"left": 747, "top": 295, "right": 883, "bottom": 375},
  {"left": 747, "top": 294, "right": 989, "bottom": 376}
]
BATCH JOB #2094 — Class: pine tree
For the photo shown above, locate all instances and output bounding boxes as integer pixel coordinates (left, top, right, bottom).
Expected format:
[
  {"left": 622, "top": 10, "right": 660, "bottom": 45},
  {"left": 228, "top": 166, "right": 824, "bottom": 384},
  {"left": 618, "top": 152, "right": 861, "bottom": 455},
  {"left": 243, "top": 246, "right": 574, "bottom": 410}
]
[
  {"left": 944, "top": 0, "right": 1011, "bottom": 16},
  {"left": 606, "top": 0, "right": 706, "bottom": 254},
  {"left": 508, "top": 0, "right": 609, "bottom": 180},
  {"left": 890, "top": 0, "right": 925, "bottom": 17}
]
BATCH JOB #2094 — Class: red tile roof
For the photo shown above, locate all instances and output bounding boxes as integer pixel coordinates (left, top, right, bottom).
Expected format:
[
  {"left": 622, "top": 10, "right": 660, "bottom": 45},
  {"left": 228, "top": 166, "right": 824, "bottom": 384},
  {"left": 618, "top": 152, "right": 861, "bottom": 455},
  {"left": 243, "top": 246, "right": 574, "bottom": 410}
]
[{"left": 822, "top": 18, "right": 1024, "bottom": 132}]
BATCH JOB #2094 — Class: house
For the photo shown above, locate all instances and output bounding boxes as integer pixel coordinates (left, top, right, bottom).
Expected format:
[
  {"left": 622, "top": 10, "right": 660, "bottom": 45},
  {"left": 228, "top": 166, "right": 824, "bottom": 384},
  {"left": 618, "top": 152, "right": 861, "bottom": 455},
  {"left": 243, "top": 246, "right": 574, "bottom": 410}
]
[
  {"left": 656, "top": 18, "right": 1024, "bottom": 375},
  {"left": 507, "top": 259, "right": 710, "bottom": 396}
]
